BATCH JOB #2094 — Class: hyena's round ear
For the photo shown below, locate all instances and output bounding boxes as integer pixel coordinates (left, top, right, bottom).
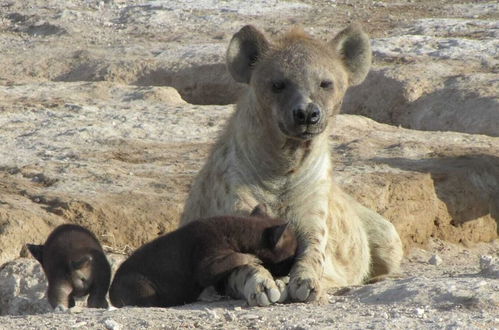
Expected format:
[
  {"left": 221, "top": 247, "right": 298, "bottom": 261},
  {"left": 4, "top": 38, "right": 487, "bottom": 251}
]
[
  {"left": 226, "top": 25, "right": 270, "bottom": 84},
  {"left": 329, "top": 23, "right": 372, "bottom": 86},
  {"left": 265, "top": 223, "right": 289, "bottom": 249}
]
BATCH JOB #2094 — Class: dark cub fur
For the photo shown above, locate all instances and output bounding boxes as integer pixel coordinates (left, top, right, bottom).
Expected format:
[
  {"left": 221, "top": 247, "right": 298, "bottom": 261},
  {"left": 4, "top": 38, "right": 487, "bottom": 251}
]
[{"left": 109, "top": 205, "right": 297, "bottom": 307}]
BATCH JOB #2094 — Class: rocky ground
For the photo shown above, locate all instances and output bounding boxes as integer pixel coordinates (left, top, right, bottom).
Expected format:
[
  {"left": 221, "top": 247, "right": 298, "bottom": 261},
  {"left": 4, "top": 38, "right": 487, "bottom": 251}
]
[{"left": 0, "top": 0, "right": 498, "bottom": 328}]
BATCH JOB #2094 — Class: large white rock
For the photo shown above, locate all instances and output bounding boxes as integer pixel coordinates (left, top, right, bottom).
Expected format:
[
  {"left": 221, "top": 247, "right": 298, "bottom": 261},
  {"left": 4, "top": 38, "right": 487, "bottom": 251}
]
[
  {"left": 343, "top": 16, "right": 499, "bottom": 136},
  {"left": 342, "top": 63, "right": 499, "bottom": 136},
  {"left": 0, "top": 259, "right": 50, "bottom": 316}
]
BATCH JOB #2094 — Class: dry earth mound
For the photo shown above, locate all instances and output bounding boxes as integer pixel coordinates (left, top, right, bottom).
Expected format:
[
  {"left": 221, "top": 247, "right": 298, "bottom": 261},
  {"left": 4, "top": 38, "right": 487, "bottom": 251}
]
[{"left": 0, "top": 0, "right": 497, "bottom": 327}]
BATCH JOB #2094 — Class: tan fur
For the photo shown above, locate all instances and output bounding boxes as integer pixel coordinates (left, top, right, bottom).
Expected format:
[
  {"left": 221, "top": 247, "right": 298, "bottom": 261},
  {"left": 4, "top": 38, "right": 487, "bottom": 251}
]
[
  {"left": 181, "top": 24, "right": 403, "bottom": 305},
  {"left": 278, "top": 26, "right": 312, "bottom": 43}
]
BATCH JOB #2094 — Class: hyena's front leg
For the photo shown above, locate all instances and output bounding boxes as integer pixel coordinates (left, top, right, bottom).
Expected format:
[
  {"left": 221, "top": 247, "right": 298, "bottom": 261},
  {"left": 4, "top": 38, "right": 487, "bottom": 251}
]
[
  {"left": 225, "top": 264, "right": 283, "bottom": 306},
  {"left": 288, "top": 214, "right": 329, "bottom": 302}
]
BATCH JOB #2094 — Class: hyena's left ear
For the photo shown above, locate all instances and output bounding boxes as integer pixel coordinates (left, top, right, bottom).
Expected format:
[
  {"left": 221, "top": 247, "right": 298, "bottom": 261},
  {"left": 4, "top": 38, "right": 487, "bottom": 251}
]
[
  {"left": 265, "top": 223, "right": 289, "bottom": 249},
  {"left": 26, "top": 244, "right": 44, "bottom": 264},
  {"left": 329, "top": 23, "right": 372, "bottom": 86},
  {"left": 226, "top": 25, "right": 270, "bottom": 84},
  {"left": 250, "top": 203, "right": 269, "bottom": 217}
]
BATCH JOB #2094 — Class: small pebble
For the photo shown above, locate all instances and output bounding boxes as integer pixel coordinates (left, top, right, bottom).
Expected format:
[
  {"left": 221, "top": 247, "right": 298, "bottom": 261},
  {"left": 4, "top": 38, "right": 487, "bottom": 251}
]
[
  {"left": 390, "top": 311, "right": 401, "bottom": 319},
  {"left": 71, "top": 321, "right": 87, "bottom": 328},
  {"left": 415, "top": 308, "right": 425, "bottom": 316},
  {"left": 428, "top": 254, "right": 442, "bottom": 266},
  {"left": 102, "top": 318, "right": 121, "bottom": 330},
  {"left": 242, "top": 314, "right": 260, "bottom": 320},
  {"left": 204, "top": 308, "right": 219, "bottom": 320},
  {"left": 479, "top": 255, "right": 493, "bottom": 270},
  {"left": 224, "top": 311, "right": 236, "bottom": 322}
]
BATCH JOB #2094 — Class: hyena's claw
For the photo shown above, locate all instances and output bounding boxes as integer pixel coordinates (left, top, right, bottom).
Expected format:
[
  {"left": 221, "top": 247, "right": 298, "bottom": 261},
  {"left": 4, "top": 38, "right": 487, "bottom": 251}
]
[{"left": 266, "top": 287, "right": 281, "bottom": 303}]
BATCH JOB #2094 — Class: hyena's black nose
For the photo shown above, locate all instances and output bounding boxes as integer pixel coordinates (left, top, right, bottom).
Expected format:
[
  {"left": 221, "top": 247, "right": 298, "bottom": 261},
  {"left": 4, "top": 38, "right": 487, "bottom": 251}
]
[
  {"left": 307, "top": 104, "right": 321, "bottom": 125},
  {"left": 293, "top": 103, "right": 321, "bottom": 125},
  {"left": 293, "top": 107, "right": 307, "bottom": 125}
]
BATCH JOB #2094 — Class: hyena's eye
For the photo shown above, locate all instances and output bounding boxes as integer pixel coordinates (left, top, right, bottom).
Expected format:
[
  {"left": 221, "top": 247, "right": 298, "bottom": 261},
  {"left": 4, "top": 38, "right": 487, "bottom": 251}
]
[
  {"left": 271, "top": 80, "right": 286, "bottom": 93},
  {"left": 320, "top": 79, "right": 333, "bottom": 89}
]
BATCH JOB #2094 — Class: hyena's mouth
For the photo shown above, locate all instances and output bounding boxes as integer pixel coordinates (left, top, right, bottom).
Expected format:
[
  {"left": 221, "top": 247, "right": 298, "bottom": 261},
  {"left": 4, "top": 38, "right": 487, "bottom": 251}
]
[{"left": 278, "top": 122, "right": 323, "bottom": 141}]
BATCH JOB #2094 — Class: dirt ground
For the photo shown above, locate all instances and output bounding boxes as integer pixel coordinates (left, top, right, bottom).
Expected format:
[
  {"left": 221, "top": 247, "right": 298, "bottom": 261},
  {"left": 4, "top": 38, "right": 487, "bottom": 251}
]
[{"left": 0, "top": 0, "right": 497, "bottom": 328}]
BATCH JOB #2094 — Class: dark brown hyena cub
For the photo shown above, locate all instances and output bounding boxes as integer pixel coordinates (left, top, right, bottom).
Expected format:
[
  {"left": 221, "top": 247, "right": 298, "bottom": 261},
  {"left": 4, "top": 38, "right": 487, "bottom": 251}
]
[
  {"left": 109, "top": 205, "right": 297, "bottom": 307},
  {"left": 27, "top": 224, "right": 111, "bottom": 309}
]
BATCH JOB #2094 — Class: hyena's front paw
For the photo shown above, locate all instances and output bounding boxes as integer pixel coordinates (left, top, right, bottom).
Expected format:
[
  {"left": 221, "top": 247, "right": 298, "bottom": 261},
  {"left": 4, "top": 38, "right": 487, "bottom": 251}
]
[
  {"left": 243, "top": 273, "right": 281, "bottom": 307},
  {"left": 288, "top": 272, "right": 323, "bottom": 303}
]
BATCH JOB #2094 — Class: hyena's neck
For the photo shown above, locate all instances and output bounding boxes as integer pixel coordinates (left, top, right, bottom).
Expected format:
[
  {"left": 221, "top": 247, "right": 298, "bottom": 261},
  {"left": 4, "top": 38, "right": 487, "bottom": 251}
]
[{"left": 230, "top": 93, "right": 332, "bottom": 191}]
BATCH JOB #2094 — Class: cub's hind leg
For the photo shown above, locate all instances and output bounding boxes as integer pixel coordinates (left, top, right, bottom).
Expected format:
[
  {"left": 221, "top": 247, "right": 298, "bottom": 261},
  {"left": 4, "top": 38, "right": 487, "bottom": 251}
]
[{"left": 109, "top": 273, "right": 159, "bottom": 307}]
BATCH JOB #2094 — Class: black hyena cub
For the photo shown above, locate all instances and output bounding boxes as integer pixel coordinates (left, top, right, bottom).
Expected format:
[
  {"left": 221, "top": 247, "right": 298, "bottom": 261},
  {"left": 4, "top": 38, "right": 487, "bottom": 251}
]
[
  {"left": 109, "top": 205, "right": 297, "bottom": 307},
  {"left": 27, "top": 224, "right": 111, "bottom": 309}
]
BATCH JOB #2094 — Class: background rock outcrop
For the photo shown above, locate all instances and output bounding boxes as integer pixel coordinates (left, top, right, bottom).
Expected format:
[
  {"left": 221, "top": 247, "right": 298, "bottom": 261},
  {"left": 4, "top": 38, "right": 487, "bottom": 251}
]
[{"left": 0, "top": 0, "right": 497, "bottom": 327}]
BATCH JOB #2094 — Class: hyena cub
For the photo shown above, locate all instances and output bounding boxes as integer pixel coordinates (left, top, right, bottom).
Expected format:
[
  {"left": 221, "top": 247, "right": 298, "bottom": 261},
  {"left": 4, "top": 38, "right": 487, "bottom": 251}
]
[
  {"left": 109, "top": 205, "right": 297, "bottom": 307},
  {"left": 27, "top": 224, "right": 111, "bottom": 310}
]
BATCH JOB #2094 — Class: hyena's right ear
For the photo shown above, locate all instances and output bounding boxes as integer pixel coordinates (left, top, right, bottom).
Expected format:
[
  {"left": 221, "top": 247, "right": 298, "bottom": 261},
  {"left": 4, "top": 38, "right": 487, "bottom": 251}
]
[
  {"left": 26, "top": 244, "right": 44, "bottom": 264},
  {"left": 226, "top": 25, "right": 269, "bottom": 84},
  {"left": 250, "top": 203, "right": 269, "bottom": 217}
]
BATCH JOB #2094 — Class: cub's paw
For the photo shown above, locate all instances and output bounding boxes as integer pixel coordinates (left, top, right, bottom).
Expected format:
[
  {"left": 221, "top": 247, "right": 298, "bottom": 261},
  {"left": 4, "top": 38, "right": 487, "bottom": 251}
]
[
  {"left": 243, "top": 274, "right": 281, "bottom": 307},
  {"left": 54, "top": 304, "right": 68, "bottom": 313},
  {"left": 288, "top": 274, "right": 323, "bottom": 303},
  {"left": 87, "top": 296, "right": 109, "bottom": 309}
]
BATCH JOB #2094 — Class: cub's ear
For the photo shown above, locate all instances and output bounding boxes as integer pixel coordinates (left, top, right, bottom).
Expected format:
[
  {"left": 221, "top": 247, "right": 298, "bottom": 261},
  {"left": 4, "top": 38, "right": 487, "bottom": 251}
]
[
  {"left": 26, "top": 244, "right": 44, "bottom": 264},
  {"left": 70, "top": 255, "right": 93, "bottom": 270},
  {"left": 329, "top": 23, "right": 372, "bottom": 86},
  {"left": 226, "top": 25, "right": 270, "bottom": 84},
  {"left": 250, "top": 203, "right": 269, "bottom": 217},
  {"left": 264, "top": 223, "right": 289, "bottom": 249}
]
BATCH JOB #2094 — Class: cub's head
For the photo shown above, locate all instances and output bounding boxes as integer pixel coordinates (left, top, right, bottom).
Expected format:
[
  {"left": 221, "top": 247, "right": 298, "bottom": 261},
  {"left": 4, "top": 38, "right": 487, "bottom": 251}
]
[
  {"left": 26, "top": 243, "right": 94, "bottom": 294},
  {"left": 227, "top": 24, "right": 371, "bottom": 141},
  {"left": 250, "top": 205, "right": 298, "bottom": 276}
]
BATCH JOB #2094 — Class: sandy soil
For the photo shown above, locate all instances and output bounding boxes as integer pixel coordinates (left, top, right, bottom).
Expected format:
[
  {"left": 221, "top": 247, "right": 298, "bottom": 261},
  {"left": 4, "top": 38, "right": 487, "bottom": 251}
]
[{"left": 0, "top": 0, "right": 497, "bottom": 328}]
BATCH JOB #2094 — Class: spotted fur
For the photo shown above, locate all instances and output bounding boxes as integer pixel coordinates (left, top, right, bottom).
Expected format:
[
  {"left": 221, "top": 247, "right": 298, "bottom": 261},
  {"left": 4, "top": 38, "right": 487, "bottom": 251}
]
[{"left": 181, "top": 24, "right": 403, "bottom": 305}]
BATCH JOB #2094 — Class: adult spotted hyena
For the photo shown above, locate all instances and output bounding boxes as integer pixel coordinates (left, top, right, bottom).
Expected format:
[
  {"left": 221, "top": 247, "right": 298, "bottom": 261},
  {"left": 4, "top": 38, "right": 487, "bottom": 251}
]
[{"left": 181, "top": 24, "right": 403, "bottom": 306}]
